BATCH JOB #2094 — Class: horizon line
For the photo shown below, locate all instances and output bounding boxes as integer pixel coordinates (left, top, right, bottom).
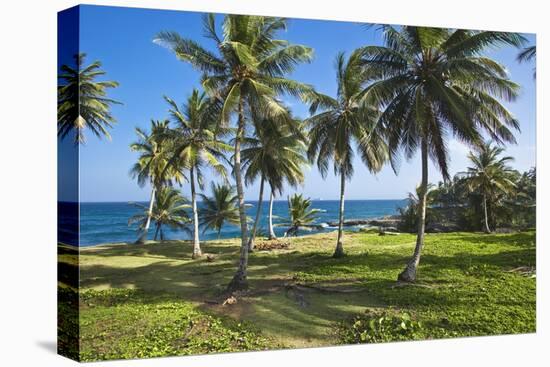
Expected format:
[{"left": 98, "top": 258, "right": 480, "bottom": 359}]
[{"left": 61, "top": 198, "right": 408, "bottom": 204}]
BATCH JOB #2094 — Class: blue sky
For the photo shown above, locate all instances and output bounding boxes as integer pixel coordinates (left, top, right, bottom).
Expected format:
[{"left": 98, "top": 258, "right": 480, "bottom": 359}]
[{"left": 74, "top": 5, "right": 536, "bottom": 202}]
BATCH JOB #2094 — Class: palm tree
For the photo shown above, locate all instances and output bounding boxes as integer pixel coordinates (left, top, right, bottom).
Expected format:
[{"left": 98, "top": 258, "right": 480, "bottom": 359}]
[
  {"left": 461, "top": 142, "right": 516, "bottom": 233},
  {"left": 360, "top": 26, "right": 524, "bottom": 282},
  {"left": 130, "top": 120, "right": 185, "bottom": 244},
  {"left": 241, "top": 117, "right": 308, "bottom": 251},
  {"left": 164, "top": 90, "right": 232, "bottom": 258},
  {"left": 509, "top": 167, "right": 536, "bottom": 228},
  {"left": 517, "top": 45, "right": 536, "bottom": 78},
  {"left": 306, "top": 50, "right": 388, "bottom": 258},
  {"left": 281, "top": 194, "right": 322, "bottom": 237},
  {"left": 199, "top": 183, "right": 241, "bottom": 238},
  {"left": 58, "top": 53, "right": 121, "bottom": 144},
  {"left": 398, "top": 184, "right": 437, "bottom": 232},
  {"left": 155, "top": 14, "right": 315, "bottom": 291},
  {"left": 129, "top": 186, "right": 191, "bottom": 242},
  {"left": 405, "top": 184, "right": 436, "bottom": 208}
]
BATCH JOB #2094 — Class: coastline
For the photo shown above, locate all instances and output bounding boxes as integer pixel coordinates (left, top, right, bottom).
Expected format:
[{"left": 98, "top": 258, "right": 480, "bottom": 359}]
[
  {"left": 67, "top": 213, "right": 403, "bottom": 249},
  {"left": 78, "top": 199, "right": 406, "bottom": 245},
  {"left": 324, "top": 214, "right": 401, "bottom": 227}
]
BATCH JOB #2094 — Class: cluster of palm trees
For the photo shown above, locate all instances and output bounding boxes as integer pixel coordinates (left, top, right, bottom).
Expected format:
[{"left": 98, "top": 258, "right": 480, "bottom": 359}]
[
  {"left": 58, "top": 14, "right": 536, "bottom": 289},
  {"left": 461, "top": 143, "right": 517, "bottom": 233},
  {"left": 129, "top": 90, "right": 230, "bottom": 258},
  {"left": 399, "top": 142, "right": 534, "bottom": 234}
]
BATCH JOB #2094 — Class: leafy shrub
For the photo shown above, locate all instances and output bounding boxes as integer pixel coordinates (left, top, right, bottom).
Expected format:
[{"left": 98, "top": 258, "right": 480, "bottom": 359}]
[{"left": 338, "top": 311, "right": 424, "bottom": 344}]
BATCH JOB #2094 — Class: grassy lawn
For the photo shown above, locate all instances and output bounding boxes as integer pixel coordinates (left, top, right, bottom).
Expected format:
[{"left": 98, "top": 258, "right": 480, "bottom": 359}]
[{"left": 58, "top": 230, "right": 536, "bottom": 361}]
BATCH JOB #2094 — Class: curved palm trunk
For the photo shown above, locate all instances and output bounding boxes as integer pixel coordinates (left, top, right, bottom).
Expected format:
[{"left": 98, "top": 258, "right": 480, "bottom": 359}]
[
  {"left": 284, "top": 226, "right": 296, "bottom": 238},
  {"left": 333, "top": 173, "right": 346, "bottom": 258},
  {"left": 398, "top": 139, "right": 428, "bottom": 282},
  {"left": 228, "top": 100, "right": 249, "bottom": 292},
  {"left": 268, "top": 189, "right": 277, "bottom": 240},
  {"left": 136, "top": 184, "right": 156, "bottom": 244},
  {"left": 248, "top": 175, "right": 265, "bottom": 252},
  {"left": 190, "top": 167, "right": 202, "bottom": 258},
  {"left": 482, "top": 194, "right": 491, "bottom": 233}
]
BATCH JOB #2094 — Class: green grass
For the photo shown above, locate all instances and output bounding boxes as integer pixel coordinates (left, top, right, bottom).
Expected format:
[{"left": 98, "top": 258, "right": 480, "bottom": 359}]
[
  {"left": 58, "top": 230, "right": 536, "bottom": 361},
  {"left": 77, "top": 289, "right": 273, "bottom": 361}
]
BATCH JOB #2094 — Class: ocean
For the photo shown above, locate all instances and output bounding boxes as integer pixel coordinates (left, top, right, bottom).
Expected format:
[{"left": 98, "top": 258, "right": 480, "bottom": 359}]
[{"left": 70, "top": 199, "right": 405, "bottom": 246}]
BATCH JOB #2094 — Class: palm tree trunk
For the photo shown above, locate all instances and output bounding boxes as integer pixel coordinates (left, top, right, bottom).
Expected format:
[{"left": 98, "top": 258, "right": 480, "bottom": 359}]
[
  {"left": 228, "top": 99, "right": 249, "bottom": 292},
  {"left": 190, "top": 167, "right": 202, "bottom": 258},
  {"left": 284, "top": 195, "right": 294, "bottom": 237},
  {"left": 283, "top": 226, "right": 295, "bottom": 238},
  {"left": 248, "top": 174, "right": 265, "bottom": 252},
  {"left": 136, "top": 184, "right": 156, "bottom": 244},
  {"left": 154, "top": 222, "right": 160, "bottom": 241},
  {"left": 483, "top": 194, "right": 491, "bottom": 233},
  {"left": 268, "top": 189, "right": 277, "bottom": 240},
  {"left": 333, "top": 173, "right": 346, "bottom": 258},
  {"left": 398, "top": 139, "right": 428, "bottom": 282}
]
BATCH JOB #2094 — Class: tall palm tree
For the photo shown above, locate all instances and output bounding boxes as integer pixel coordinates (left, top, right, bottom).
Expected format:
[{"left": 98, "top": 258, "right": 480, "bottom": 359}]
[
  {"left": 241, "top": 116, "right": 308, "bottom": 251},
  {"left": 517, "top": 45, "right": 536, "bottom": 78},
  {"left": 281, "top": 194, "right": 322, "bottom": 237},
  {"left": 199, "top": 183, "right": 241, "bottom": 238},
  {"left": 360, "top": 26, "right": 524, "bottom": 281},
  {"left": 462, "top": 142, "right": 516, "bottom": 233},
  {"left": 306, "top": 50, "right": 388, "bottom": 258},
  {"left": 155, "top": 14, "right": 315, "bottom": 291},
  {"left": 129, "top": 186, "right": 191, "bottom": 242},
  {"left": 164, "top": 90, "right": 232, "bottom": 258},
  {"left": 267, "top": 190, "right": 278, "bottom": 240},
  {"left": 130, "top": 120, "right": 184, "bottom": 244},
  {"left": 58, "top": 53, "right": 121, "bottom": 144}
]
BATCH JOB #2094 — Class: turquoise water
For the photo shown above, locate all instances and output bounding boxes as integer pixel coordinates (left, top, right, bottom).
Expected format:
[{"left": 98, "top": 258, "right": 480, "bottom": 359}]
[{"left": 77, "top": 199, "right": 405, "bottom": 246}]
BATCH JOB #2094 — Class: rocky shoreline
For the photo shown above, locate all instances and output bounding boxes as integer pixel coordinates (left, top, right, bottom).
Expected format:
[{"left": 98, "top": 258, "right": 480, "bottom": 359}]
[
  {"left": 322, "top": 215, "right": 461, "bottom": 234},
  {"left": 324, "top": 215, "right": 401, "bottom": 228}
]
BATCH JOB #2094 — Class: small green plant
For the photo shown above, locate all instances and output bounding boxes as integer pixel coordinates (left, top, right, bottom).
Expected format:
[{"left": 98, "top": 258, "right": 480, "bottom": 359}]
[{"left": 338, "top": 311, "right": 424, "bottom": 344}]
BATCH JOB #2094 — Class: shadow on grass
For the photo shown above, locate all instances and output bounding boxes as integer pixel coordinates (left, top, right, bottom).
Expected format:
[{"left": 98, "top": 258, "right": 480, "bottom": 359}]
[
  {"left": 73, "top": 246, "right": 535, "bottom": 308},
  {"left": 58, "top": 243, "right": 79, "bottom": 289},
  {"left": 58, "top": 231, "right": 536, "bottom": 347},
  {"left": 69, "top": 231, "right": 536, "bottom": 291},
  {"left": 82, "top": 240, "right": 240, "bottom": 260}
]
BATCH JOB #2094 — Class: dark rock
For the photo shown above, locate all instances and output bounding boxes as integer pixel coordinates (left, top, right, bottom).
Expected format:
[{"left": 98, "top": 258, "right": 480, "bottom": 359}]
[
  {"left": 328, "top": 216, "right": 402, "bottom": 228},
  {"left": 327, "top": 219, "right": 371, "bottom": 226},
  {"left": 425, "top": 222, "right": 460, "bottom": 233}
]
